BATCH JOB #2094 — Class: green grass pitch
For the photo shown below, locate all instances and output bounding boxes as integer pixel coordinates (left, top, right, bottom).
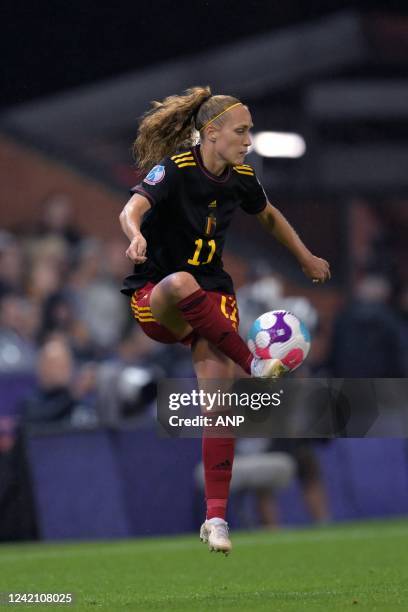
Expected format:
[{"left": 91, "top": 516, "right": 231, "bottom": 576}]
[{"left": 0, "top": 518, "right": 407, "bottom": 611}]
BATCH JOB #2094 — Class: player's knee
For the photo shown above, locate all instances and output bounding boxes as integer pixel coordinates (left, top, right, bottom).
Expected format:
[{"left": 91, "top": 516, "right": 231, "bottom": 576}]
[{"left": 165, "top": 272, "right": 198, "bottom": 298}]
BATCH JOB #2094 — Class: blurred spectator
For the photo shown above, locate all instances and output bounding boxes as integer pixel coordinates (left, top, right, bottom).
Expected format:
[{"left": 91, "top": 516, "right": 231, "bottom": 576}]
[
  {"left": 68, "top": 238, "right": 101, "bottom": 289},
  {"left": 21, "top": 337, "right": 97, "bottom": 427},
  {"left": 237, "top": 269, "right": 318, "bottom": 341},
  {"left": 68, "top": 239, "right": 129, "bottom": 354},
  {"left": 237, "top": 269, "right": 284, "bottom": 339},
  {"left": 0, "top": 416, "right": 38, "bottom": 541},
  {"left": 259, "top": 439, "right": 331, "bottom": 528},
  {"left": 35, "top": 193, "right": 82, "bottom": 248},
  {"left": 96, "top": 324, "right": 164, "bottom": 426},
  {"left": 27, "top": 257, "right": 62, "bottom": 305},
  {"left": 329, "top": 274, "right": 406, "bottom": 377},
  {"left": 0, "top": 232, "right": 24, "bottom": 297},
  {"left": 0, "top": 292, "right": 37, "bottom": 373},
  {"left": 104, "top": 238, "right": 133, "bottom": 284},
  {"left": 27, "top": 234, "right": 69, "bottom": 272},
  {"left": 38, "top": 291, "right": 95, "bottom": 361}
]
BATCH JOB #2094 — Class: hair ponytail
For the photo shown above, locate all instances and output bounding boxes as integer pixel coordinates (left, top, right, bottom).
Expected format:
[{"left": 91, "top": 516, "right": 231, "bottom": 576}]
[
  {"left": 133, "top": 86, "right": 211, "bottom": 171},
  {"left": 133, "top": 86, "right": 242, "bottom": 171}
]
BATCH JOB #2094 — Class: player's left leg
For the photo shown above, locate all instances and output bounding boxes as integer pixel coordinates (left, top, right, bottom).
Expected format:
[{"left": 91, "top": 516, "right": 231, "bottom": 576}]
[{"left": 192, "top": 338, "right": 234, "bottom": 555}]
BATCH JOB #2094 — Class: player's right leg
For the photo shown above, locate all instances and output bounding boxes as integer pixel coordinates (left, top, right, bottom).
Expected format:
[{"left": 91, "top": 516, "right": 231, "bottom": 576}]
[{"left": 150, "top": 271, "right": 284, "bottom": 378}]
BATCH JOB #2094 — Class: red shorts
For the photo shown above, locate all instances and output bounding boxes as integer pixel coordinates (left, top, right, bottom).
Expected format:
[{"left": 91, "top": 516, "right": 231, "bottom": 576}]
[{"left": 130, "top": 281, "right": 239, "bottom": 346}]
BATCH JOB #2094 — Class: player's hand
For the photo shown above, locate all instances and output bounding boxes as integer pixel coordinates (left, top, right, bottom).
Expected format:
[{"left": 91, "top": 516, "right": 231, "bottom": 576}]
[
  {"left": 301, "top": 254, "right": 331, "bottom": 283},
  {"left": 126, "top": 233, "right": 147, "bottom": 264}
]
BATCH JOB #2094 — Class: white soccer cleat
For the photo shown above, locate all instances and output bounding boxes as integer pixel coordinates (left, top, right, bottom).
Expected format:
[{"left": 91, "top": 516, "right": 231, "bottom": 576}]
[
  {"left": 200, "top": 518, "right": 232, "bottom": 555},
  {"left": 251, "top": 357, "right": 287, "bottom": 378}
]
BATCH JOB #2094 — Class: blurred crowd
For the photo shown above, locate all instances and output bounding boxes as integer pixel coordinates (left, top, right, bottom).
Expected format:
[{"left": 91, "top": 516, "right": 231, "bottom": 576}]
[{"left": 0, "top": 193, "right": 192, "bottom": 428}]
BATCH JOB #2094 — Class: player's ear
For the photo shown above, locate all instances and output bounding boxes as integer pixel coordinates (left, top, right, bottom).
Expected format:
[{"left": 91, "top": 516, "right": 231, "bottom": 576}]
[{"left": 206, "top": 125, "right": 218, "bottom": 142}]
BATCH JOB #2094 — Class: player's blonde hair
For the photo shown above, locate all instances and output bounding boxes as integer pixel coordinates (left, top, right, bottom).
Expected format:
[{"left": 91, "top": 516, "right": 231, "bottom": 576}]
[{"left": 133, "top": 86, "right": 241, "bottom": 171}]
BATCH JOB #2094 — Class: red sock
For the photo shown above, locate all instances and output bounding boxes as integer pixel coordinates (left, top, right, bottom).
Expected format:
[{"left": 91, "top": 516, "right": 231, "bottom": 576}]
[
  {"left": 177, "top": 289, "right": 252, "bottom": 374},
  {"left": 203, "top": 437, "right": 235, "bottom": 520}
]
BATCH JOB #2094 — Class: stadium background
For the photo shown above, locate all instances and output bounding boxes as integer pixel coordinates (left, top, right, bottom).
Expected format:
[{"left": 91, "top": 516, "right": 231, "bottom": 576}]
[{"left": 0, "top": 0, "right": 407, "bottom": 547}]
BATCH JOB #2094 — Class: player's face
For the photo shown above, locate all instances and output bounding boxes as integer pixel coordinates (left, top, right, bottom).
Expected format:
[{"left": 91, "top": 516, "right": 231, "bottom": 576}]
[{"left": 213, "top": 106, "right": 253, "bottom": 165}]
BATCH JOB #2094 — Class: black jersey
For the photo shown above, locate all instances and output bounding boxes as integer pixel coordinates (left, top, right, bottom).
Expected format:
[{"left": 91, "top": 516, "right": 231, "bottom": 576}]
[{"left": 121, "top": 144, "right": 267, "bottom": 296}]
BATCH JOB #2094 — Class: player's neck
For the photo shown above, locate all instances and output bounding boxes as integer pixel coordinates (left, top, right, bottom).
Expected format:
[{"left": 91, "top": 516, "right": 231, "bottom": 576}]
[{"left": 199, "top": 144, "right": 228, "bottom": 177}]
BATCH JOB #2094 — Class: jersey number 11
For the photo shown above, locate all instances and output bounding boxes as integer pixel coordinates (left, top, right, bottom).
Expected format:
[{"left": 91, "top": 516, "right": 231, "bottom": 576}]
[{"left": 187, "top": 239, "right": 216, "bottom": 266}]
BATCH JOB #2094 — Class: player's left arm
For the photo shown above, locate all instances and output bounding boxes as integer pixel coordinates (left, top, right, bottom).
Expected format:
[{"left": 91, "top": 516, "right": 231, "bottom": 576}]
[{"left": 257, "top": 202, "right": 331, "bottom": 283}]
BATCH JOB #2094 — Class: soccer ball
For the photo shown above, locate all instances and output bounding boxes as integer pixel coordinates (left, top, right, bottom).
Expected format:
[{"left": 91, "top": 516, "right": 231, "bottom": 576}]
[{"left": 247, "top": 310, "right": 311, "bottom": 372}]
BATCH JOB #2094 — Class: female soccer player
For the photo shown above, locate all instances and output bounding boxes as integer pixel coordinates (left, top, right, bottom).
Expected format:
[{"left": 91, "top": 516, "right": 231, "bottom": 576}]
[{"left": 119, "top": 86, "right": 330, "bottom": 554}]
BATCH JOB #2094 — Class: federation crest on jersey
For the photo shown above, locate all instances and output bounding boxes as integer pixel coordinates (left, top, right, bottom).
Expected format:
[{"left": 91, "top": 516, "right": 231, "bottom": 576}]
[
  {"left": 204, "top": 212, "right": 217, "bottom": 237},
  {"left": 144, "top": 165, "right": 166, "bottom": 185}
]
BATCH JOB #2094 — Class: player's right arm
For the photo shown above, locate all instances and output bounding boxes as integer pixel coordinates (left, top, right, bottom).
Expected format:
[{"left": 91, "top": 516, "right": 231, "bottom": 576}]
[
  {"left": 120, "top": 158, "right": 178, "bottom": 263},
  {"left": 119, "top": 194, "right": 151, "bottom": 264}
]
